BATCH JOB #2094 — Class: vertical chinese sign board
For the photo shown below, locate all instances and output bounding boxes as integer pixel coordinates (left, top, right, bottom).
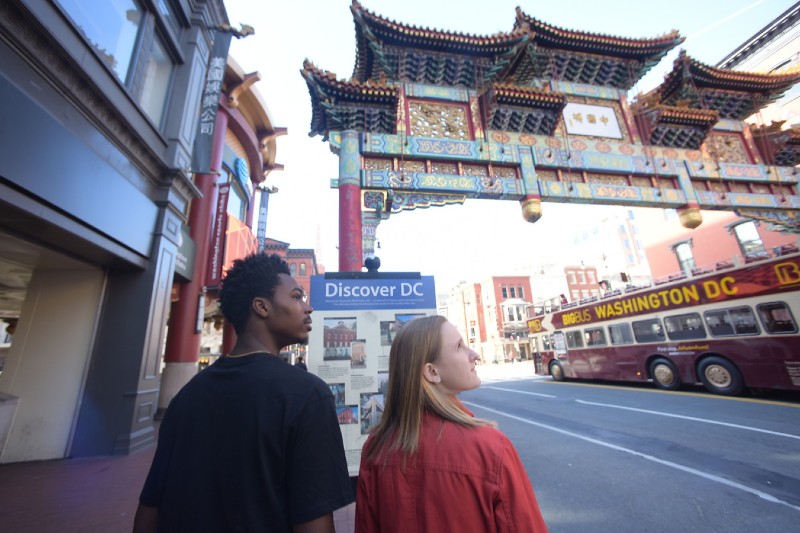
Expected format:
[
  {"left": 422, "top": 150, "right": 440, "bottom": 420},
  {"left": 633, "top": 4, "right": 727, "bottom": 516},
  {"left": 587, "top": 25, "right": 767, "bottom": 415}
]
[{"left": 308, "top": 273, "right": 437, "bottom": 476}]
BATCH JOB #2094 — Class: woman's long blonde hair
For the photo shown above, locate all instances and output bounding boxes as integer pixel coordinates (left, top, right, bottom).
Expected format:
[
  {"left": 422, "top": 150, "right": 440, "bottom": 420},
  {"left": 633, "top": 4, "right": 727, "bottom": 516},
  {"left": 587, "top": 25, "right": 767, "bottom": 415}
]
[{"left": 364, "top": 315, "right": 493, "bottom": 462}]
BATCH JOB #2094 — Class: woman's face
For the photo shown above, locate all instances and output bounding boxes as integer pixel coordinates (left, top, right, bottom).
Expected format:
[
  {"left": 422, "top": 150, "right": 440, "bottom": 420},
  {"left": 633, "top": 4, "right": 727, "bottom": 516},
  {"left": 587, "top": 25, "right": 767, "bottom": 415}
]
[{"left": 432, "top": 321, "right": 481, "bottom": 395}]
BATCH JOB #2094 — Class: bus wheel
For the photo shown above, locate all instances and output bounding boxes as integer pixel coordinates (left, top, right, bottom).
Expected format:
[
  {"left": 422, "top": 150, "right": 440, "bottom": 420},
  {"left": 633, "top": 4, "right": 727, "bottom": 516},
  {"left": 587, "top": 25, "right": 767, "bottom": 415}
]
[
  {"left": 549, "top": 361, "right": 565, "bottom": 382},
  {"left": 649, "top": 358, "right": 681, "bottom": 391},
  {"left": 698, "top": 357, "right": 744, "bottom": 396}
]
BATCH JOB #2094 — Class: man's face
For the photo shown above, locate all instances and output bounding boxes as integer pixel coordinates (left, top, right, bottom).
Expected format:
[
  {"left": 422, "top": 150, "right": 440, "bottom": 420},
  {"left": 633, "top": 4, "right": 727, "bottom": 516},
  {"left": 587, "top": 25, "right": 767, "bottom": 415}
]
[{"left": 266, "top": 274, "right": 313, "bottom": 347}]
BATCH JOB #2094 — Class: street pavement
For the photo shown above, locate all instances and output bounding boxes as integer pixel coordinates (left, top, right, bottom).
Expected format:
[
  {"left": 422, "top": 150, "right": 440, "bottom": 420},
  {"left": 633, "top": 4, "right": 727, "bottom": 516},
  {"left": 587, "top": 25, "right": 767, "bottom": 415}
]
[{"left": 0, "top": 361, "right": 534, "bottom": 532}]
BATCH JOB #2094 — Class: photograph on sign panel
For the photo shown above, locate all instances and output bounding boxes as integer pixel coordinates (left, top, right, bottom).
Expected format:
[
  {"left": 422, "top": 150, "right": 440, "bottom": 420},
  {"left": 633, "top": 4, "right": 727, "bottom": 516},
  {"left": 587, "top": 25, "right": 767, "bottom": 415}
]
[
  {"left": 360, "top": 392, "right": 384, "bottom": 435},
  {"left": 336, "top": 405, "right": 358, "bottom": 425},
  {"left": 323, "top": 316, "right": 357, "bottom": 361},
  {"left": 329, "top": 383, "right": 346, "bottom": 406},
  {"left": 394, "top": 313, "right": 426, "bottom": 333},
  {"left": 379, "top": 320, "right": 396, "bottom": 346},
  {"left": 350, "top": 339, "right": 367, "bottom": 369},
  {"left": 377, "top": 372, "right": 388, "bottom": 395}
]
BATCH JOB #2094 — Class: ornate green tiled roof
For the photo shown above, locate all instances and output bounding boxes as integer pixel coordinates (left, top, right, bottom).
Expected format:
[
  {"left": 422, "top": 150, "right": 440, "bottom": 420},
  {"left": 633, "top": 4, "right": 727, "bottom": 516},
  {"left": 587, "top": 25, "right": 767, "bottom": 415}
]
[
  {"left": 301, "top": 59, "right": 399, "bottom": 139},
  {"left": 351, "top": 1, "right": 528, "bottom": 87},
  {"left": 638, "top": 105, "right": 719, "bottom": 149},
  {"left": 348, "top": 2, "right": 683, "bottom": 89},
  {"left": 657, "top": 51, "right": 800, "bottom": 119},
  {"left": 510, "top": 9, "right": 683, "bottom": 89},
  {"left": 484, "top": 84, "right": 567, "bottom": 135}
]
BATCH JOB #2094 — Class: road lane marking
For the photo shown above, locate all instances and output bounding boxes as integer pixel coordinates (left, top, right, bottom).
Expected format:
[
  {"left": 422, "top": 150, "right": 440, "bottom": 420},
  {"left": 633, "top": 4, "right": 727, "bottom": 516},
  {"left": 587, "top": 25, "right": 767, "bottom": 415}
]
[
  {"left": 485, "top": 386, "right": 556, "bottom": 398},
  {"left": 541, "top": 380, "right": 800, "bottom": 408},
  {"left": 464, "top": 401, "right": 800, "bottom": 513},
  {"left": 574, "top": 399, "right": 800, "bottom": 441}
]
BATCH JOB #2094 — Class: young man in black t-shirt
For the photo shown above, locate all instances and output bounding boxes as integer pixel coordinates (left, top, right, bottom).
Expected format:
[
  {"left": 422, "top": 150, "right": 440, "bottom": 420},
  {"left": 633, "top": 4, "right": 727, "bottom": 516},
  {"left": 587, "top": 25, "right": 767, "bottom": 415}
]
[{"left": 134, "top": 253, "right": 353, "bottom": 532}]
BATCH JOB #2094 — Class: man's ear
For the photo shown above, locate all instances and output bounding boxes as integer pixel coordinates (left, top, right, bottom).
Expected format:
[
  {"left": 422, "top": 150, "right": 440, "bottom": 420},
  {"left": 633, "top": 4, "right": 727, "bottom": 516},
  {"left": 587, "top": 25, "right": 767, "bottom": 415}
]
[
  {"left": 422, "top": 363, "right": 440, "bottom": 384},
  {"left": 252, "top": 297, "right": 270, "bottom": 319}
]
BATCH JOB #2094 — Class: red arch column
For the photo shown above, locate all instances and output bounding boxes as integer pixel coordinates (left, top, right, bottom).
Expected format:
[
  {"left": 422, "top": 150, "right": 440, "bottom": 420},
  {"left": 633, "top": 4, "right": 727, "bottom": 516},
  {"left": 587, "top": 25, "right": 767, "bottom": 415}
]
[
  {"left": 158, "top": 109, "right": 228, "bottom": 413},
  {"left": 338, "top": 131, "right": 363, "bottom": 272}
]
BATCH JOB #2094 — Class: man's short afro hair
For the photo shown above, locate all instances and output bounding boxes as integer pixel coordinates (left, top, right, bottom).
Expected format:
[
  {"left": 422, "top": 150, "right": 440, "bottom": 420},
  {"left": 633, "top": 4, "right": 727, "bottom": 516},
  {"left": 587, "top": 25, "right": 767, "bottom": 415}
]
[{"left": 218, "top": 253, "right": 291, "bottom": 334}]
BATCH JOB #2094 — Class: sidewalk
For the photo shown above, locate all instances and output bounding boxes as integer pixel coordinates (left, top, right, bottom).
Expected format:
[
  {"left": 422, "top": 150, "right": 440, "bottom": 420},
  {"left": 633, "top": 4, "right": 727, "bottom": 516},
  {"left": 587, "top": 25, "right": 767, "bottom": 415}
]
[
  {"left": 0, "top": 361, "right": 532, "bottom": 532},
  {"left": 0, "top": 438, "right": 355, "bottom": 533}
]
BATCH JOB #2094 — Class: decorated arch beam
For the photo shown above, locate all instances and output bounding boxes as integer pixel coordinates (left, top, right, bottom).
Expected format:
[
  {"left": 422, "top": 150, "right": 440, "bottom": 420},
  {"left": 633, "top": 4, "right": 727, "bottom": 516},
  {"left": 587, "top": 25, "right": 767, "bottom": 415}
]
[{"left": 329, "top": 129, "right": 798, "bottom": 225}]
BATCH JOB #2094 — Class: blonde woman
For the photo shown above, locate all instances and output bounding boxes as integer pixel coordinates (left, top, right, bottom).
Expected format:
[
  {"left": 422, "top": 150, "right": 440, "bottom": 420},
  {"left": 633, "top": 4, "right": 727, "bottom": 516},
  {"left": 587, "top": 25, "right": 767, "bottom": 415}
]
[{"left": 355, "top": 315, "right": 548, "bottom": 532}]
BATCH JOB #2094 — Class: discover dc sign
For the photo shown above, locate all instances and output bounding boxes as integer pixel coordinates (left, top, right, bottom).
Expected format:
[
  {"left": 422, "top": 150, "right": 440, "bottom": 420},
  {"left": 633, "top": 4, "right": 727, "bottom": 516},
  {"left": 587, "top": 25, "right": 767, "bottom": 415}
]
[{"left": 310, "top": 274, "right": 436, "bottom": 310}]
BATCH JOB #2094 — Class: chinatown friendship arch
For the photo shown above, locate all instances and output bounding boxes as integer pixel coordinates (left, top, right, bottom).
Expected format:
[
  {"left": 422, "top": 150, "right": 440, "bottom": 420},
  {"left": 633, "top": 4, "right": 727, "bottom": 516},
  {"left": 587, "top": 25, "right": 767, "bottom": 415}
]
[{"left": 302, "top": 1, "right": 800, "bottom": 272}]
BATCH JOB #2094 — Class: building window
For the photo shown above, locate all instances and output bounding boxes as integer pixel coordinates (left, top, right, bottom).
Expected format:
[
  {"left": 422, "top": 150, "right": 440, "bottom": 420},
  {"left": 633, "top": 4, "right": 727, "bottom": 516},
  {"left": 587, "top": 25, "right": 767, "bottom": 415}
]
[
  {"left": 587, "top": 272, "right": 596, "bottom": 284},
  {"left": 510, "top": 287, "right": 516, "bottom": 298},
  {"left": 567, "top": 272, "right": 576, "bottom": 284},
  {"left": 56, "top": 0, "right": 176, "bottom": 129},
  {"left": 57, "top": 0, "right": 143, "bottom": 83},
  {"left": 290, "top": 263, "right": 297, "bottom": 276},
  {"left": 731, "top": 221, "right": 766, "bottom": 257},
  {"left": 518, "top": 286, "right": 524, "bottom": 299},
  {"left": 300, "top": 263, "right": 307, "bottom": 276},
  {"left": 502, "top": 287, "right": 508, "bottom": 298},
  {"left": 156, "top": 0, "right": 180, "bottom": 35},
  {"left": 672, "top": 241, "right": 696, "bottom": 274},
  {"left": 137, "top": 34, "right": 173, "bottom": 125},
  {"left": 577, "top": 271, "right": 586, "bottom": 284}
]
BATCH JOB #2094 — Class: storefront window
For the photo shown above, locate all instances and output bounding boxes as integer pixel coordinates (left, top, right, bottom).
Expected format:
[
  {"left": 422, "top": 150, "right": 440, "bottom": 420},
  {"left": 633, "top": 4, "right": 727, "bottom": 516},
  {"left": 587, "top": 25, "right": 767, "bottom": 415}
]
[{"left": 227, "top": 180, "right": 247, "bottom": 221}]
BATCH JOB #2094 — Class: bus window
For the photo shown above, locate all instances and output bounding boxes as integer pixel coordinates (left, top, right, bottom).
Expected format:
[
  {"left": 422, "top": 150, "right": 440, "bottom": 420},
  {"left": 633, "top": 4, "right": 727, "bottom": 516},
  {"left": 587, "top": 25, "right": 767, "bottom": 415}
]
[
  {"left": 757, "top": 302, "right": 798, "bottom": 334},
  {"left": 704, "top": 310, "right": 735, "bottom": 337},
  {"left": 632, "top": 318, "right": 665, "bottom": 343},
  {"left": 542, "top": 335, "right": 553, "bottom": 351},
  {"left": 585, "top": 327, "right": 607, "bottom": 346},
  {"left": 664, "top": 313, "right": 706, "bottom": 341},
  {"left": 608, "top": 323, "right": 634, "bottom": 345},
  {"left": 565, "top": 330, "right": 584, "bottom": 349},
  {"left": 728, "top": 307, "right": 759, "bottom": 335}
]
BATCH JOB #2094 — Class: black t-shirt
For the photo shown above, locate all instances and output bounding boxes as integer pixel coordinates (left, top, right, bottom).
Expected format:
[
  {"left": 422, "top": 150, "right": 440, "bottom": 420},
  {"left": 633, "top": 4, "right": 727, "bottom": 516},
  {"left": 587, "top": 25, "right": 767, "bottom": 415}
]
[{"left": 140, "top": 353, "right": 353, "bottom": 532}]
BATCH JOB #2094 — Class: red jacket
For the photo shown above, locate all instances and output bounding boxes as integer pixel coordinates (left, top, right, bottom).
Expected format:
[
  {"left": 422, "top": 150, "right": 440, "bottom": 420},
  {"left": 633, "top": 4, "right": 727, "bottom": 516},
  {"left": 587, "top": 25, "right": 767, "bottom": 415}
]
[{"left": 355, "top": 411, "right": 548, "bottom": 532}]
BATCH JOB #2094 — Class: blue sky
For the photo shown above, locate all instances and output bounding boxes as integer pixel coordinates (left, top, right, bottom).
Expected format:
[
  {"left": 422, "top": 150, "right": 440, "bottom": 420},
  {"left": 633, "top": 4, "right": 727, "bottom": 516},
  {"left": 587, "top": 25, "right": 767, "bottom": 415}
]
[{"left": 223, "top": 0, "right": 796, "bottom": 287}]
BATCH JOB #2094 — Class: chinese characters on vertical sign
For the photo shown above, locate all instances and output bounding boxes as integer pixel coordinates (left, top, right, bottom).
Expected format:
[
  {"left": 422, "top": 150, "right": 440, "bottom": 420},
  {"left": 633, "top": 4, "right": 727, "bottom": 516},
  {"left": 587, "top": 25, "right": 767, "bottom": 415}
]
[{"left": 191, "top": 30, "right": 233, "bottom": 175}]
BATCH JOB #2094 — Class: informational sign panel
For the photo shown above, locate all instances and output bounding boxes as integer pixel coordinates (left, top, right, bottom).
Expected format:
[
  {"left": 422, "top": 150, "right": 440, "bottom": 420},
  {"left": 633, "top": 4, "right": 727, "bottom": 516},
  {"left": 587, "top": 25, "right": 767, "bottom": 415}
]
[{"left": 308, "top": 273, "right": 436, "bottom": 476}]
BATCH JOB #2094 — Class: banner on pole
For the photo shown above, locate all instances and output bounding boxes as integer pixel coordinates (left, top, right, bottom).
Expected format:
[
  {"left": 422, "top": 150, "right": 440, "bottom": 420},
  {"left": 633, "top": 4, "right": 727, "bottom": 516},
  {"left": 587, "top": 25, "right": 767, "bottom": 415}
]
[{"left": 191, "top": 30, "right": 233, "bottom": 175}]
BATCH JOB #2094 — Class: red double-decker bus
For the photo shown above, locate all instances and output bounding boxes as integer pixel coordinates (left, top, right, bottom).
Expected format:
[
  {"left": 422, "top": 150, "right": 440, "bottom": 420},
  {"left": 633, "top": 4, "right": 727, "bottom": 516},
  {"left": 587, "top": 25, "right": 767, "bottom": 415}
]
[{"left": 528, "top": 252, "right": 800, "bottom": 395}]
